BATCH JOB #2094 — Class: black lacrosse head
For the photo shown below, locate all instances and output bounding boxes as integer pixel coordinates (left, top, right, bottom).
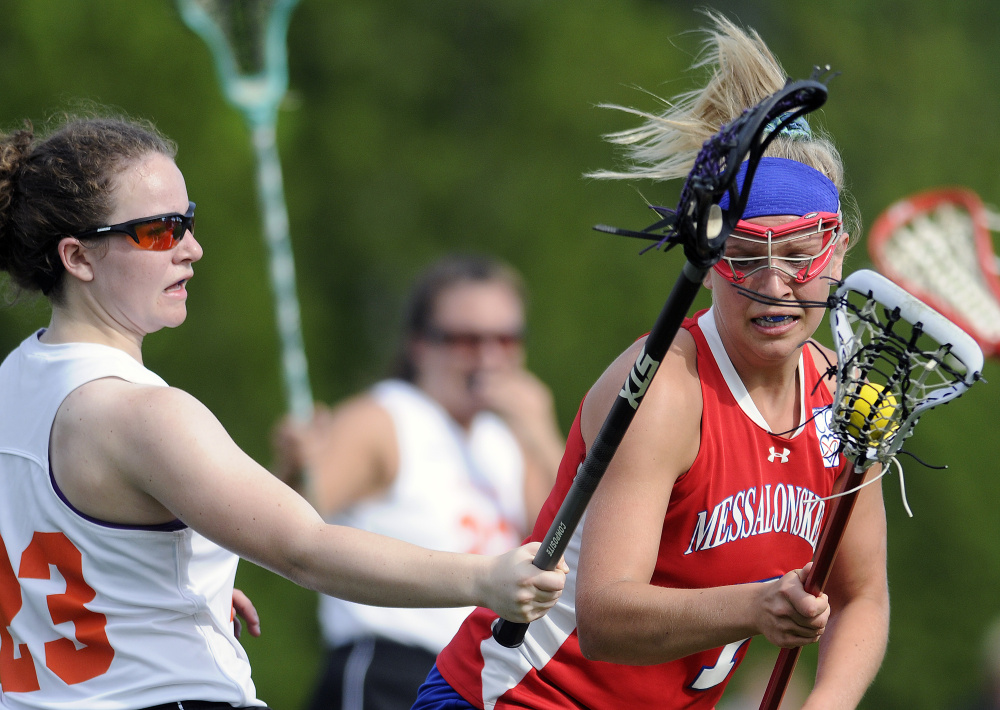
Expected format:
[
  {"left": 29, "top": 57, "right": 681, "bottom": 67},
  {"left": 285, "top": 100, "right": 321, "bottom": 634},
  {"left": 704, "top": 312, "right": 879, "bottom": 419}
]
[{"left": 595, "top": 66, "right": 835, "bottom": 269}]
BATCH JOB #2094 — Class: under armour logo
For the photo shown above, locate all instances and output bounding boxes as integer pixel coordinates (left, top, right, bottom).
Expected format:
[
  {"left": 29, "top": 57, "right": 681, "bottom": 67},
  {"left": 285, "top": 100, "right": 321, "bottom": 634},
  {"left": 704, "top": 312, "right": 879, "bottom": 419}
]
[{"left": 768, "top": 447, "right": 790, "bottom": 463}]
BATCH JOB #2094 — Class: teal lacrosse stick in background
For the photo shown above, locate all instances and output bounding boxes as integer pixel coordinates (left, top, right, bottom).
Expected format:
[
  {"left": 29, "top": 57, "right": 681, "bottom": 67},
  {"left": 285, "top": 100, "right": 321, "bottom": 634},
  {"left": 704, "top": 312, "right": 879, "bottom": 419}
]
[{"left": 177, "top": 0, "right": 313, "bottom": 423}]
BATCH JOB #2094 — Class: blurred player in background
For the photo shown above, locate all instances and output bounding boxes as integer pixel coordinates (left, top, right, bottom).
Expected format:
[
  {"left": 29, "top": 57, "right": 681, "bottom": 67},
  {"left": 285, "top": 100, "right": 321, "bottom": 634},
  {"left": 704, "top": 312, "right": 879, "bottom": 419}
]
[{"left": 273, "top": 254, "right": 564, "bottom": 710}]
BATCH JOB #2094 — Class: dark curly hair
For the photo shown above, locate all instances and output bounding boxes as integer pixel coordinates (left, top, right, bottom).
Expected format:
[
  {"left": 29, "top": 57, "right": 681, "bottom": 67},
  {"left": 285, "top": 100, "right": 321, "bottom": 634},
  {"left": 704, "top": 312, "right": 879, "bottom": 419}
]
[{"left": 0, "top": 114, "right": 176, "bottom": 301}]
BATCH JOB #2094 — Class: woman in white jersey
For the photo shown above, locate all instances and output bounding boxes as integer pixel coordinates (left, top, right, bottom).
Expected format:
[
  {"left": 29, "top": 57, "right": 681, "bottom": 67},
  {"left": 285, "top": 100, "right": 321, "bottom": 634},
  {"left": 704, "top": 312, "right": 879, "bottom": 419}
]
[
  {"left": 0, "top": 114, "right": 566, "bottom": 710},
  {"left": 272, "top": 254, "right": 564, "bottom": 710}
]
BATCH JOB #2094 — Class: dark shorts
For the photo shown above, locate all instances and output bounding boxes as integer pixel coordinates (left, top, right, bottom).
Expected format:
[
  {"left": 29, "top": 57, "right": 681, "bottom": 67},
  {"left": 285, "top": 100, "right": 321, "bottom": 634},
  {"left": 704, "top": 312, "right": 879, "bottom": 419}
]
[
  {"left": 411, "top": 665, "right": 476, "bottom": 710},
  {"left": 307, "top": 637, "right": 438, "bottom": 710}
]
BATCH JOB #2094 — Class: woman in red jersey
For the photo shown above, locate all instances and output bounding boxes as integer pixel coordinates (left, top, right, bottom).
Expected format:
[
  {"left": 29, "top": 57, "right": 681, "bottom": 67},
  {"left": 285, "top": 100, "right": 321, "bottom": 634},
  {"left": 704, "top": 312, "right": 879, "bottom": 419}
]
[{"left": 414, "top": 13, "right": 888, "bottom": 710}]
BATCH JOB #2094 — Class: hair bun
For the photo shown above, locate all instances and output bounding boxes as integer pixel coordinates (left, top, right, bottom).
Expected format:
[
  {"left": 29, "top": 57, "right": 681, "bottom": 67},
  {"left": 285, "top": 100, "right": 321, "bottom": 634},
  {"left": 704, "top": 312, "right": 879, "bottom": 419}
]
[{"left": 0, "top": 123, "right": 34, "bottom": 228}]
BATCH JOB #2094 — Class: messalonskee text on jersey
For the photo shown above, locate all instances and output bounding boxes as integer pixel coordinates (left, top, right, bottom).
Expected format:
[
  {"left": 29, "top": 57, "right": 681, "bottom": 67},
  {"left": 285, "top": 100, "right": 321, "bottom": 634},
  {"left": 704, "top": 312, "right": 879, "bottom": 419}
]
[{"left": 684, "top": 483, "right": 825, "bottom": 555}]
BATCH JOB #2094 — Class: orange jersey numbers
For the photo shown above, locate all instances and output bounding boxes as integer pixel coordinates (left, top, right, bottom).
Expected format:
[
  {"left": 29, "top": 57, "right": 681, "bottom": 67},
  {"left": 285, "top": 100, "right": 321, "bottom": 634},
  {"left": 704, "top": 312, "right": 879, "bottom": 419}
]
[
  {"left": 0, "top": 531, "right": 113, "bottom": 691},
  {"left": 0, "top": 532, "right": 39, "bottom": 692}
]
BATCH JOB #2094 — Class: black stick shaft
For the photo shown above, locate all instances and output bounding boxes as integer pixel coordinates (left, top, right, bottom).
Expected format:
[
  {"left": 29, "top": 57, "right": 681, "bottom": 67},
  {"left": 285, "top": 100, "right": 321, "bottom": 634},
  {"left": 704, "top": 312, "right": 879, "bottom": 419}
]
[{"left": 492, "top": 261, "right": 709, "bottom": 648}]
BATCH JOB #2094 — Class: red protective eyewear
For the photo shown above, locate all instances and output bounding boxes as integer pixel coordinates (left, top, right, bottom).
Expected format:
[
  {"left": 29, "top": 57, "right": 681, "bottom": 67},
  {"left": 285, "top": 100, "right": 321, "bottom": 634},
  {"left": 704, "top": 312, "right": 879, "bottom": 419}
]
[
  {"left": 713, "top": 211, "right": 842, "bottom": 284},
  {"left": 424, "top": 328, "right": 525, "bottom": 352},
  {"left": 74, "top": 201, "right": 195, "bottom": 251}
]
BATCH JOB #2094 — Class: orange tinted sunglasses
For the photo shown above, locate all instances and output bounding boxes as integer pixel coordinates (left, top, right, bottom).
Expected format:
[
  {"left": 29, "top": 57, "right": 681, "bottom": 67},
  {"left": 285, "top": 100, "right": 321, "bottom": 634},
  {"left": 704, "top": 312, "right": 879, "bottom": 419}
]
[{"left": 74, "top": 202, "right": 195, "bottom": 251}]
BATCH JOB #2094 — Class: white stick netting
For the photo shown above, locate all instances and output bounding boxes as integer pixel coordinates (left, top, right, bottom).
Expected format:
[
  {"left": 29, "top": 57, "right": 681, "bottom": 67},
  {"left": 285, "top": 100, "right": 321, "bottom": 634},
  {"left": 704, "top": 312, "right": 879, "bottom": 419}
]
[{"left": 873, "top": 193, "right": 1000, "bottom": 351}]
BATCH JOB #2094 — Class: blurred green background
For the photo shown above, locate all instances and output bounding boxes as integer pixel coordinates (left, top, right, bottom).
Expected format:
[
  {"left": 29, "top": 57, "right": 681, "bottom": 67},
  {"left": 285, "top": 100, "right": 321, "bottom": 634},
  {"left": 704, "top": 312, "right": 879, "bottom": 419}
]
[{"left": 3, "top": 1, "right": 1000, "bottom": 708}]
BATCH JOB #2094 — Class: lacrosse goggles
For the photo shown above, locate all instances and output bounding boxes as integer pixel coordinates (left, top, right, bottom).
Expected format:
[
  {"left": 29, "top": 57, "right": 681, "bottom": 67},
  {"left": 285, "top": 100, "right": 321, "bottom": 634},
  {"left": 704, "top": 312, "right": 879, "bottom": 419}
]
[{"left": 712, "top": 211, "right": 843, "bottom": 284}]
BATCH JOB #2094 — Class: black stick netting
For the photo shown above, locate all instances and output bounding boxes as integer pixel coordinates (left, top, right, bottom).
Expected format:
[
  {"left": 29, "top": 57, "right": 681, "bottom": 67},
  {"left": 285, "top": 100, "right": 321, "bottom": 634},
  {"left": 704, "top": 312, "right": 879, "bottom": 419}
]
[
  {"left": 595, "top": 67, "right": 835, "bottom": 268},
  {"left": 830, "top": 287, "right": 977, "bottom": 468}
]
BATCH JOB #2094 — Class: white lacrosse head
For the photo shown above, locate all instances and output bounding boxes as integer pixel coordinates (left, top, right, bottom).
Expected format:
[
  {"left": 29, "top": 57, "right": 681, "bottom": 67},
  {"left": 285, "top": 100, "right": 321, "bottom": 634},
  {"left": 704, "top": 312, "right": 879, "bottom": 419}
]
[{"left": 829, "top": 269, "right": 984, "bottom": 466}]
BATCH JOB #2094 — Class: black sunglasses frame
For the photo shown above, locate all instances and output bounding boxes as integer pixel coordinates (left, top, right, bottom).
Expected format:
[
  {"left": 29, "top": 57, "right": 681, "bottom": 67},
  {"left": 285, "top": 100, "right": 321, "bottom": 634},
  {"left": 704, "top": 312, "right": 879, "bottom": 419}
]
[{"left": 73, "top": 201, "right": 196, "bottom": 250}]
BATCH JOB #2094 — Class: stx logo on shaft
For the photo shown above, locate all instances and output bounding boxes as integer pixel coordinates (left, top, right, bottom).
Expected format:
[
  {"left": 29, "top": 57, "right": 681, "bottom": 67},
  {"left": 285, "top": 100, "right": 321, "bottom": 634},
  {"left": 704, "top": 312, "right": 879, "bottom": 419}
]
[{"left": 619, "top": 346, "right": 660, "bottom": 410}]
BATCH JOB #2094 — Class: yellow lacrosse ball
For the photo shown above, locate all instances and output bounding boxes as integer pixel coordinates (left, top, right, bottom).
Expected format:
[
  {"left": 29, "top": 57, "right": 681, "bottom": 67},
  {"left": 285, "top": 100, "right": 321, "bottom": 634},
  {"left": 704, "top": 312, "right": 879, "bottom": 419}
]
[{"left": 846, "top": 382, "right": 899, "bottom": 443}]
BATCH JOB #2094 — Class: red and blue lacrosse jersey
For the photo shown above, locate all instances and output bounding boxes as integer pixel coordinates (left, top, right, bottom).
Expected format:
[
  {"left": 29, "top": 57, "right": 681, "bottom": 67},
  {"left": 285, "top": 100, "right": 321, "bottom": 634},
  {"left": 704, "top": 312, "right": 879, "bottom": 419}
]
[{"left": 434, "top": 310, "right": 845, "bottom": 709}]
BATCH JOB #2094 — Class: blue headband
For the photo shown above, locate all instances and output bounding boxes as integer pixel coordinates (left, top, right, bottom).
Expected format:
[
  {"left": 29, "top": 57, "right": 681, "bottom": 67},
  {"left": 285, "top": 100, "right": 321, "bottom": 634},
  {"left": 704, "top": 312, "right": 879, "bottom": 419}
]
[{"left": 718, "top": 157, "right": 839, "bottom": 218}]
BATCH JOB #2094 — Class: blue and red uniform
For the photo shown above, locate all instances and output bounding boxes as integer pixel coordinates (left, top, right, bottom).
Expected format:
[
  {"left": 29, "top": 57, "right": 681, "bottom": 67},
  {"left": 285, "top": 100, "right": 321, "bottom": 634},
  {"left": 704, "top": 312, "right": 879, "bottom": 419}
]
[{"left": 422, "top": 310, "right": 845, "bottom": 709}]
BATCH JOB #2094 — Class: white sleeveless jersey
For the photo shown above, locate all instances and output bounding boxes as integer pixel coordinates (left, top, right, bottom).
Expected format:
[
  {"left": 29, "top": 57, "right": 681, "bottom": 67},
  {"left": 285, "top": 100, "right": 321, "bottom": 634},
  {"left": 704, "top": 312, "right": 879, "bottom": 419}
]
[
  {"left": 318, "top": 379, "right": 526, "bottom": 653},
  {"left": 0, "top": 331, "right": 262, "bottom": 710}
]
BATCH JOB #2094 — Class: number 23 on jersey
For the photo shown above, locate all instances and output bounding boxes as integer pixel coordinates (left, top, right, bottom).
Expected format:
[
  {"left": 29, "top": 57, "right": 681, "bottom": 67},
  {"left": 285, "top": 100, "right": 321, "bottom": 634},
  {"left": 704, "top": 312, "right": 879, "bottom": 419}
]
[{"left": 0, "top": 531, "right": 113, "bottom": 692}]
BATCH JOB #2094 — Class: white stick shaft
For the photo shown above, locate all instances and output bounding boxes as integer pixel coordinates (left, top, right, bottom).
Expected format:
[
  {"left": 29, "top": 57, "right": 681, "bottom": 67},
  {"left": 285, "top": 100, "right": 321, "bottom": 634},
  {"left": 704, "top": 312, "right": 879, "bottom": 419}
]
[{"left": 251, "top": 121, "right": 313, "bottom": 422}]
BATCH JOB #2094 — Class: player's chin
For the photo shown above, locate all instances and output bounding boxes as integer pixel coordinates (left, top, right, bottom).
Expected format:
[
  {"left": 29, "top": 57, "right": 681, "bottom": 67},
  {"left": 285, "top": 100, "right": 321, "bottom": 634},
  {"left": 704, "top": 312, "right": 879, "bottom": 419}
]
[{"left": 156, "top": 303, "right": 189, "bottom": 330}]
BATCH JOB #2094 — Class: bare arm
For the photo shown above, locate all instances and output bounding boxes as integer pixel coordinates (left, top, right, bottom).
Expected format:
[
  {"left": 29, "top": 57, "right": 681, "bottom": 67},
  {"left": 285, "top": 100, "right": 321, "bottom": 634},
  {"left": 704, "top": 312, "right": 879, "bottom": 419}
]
[
  {"left": 271, "top": 396, "right": 398, "bottom": 517},
  {"left": 575, "top": 334, "right": 829, "bottom": 664},
  {"left": 53, "top": 379, "right": 566, "bottom": 622}
]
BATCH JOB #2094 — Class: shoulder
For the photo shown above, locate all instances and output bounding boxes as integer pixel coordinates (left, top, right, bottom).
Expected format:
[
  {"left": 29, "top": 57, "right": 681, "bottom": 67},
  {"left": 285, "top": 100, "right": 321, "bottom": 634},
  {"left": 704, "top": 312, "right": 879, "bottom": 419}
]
[
  {"left": 582, "top": 328, "right": 701, "bottom": 445},
  {"left": 598, "top": 327, "right": 700, "bottom": 394},
  {"left": 597, "top": 328, "right": 697, "bottom": 385},
  {"left": 322, "top": 392, "right": 395, "bottom": 440},
  {"left": 51, "top": 378, "right": 226, "bottom": 523},
  {"left": 60, "top": 378, "right": 223, "bottom": 460},
  {"left": 62, "top": 376, "right": 202, "bottom": 426},
  {"left": 294, "top": 392, "right": 402, "bottom": 514}
]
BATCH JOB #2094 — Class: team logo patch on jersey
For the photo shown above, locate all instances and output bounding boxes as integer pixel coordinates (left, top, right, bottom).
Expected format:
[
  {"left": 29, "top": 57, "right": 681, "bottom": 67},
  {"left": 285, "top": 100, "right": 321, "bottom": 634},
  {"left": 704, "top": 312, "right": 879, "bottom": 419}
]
[{"left": 813, "top": 406, "right": 841, "bottom": 468}]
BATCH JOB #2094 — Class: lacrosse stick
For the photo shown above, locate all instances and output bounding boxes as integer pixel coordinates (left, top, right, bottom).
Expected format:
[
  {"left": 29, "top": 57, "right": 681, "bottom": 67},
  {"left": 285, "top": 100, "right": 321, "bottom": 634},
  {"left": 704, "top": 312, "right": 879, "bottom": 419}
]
[
  {"left": 757, "top": 268, "right": 983, "bottom": 710},
  {"left": 492, "top": 67, "right": 835, "bottom": 648},
  {"left": 177, "top": 0, "right": 313, "bottom": 422},
  {"left": 868, "top": 187, "right": 1000, "bottom": 358}
]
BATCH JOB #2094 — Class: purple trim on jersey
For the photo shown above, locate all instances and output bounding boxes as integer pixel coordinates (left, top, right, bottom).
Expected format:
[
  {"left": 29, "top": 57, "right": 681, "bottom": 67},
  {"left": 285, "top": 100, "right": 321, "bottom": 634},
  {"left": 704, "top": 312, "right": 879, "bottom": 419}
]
[
  {"left": 412, "top": 665, "right": 476, "bottom": 710},
  {"left": 718, "top": 157, "right": 838, "bottom": 218},
  {"left": 49, "top": 464, "right": 187, "bottom": 532}
]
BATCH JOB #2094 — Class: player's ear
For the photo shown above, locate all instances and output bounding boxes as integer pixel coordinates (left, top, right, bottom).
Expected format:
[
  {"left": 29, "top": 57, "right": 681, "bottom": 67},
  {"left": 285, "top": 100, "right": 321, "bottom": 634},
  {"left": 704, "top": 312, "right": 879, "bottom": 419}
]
[{"left": 58, "top": 237, "right": 97, "bottom": 283}]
